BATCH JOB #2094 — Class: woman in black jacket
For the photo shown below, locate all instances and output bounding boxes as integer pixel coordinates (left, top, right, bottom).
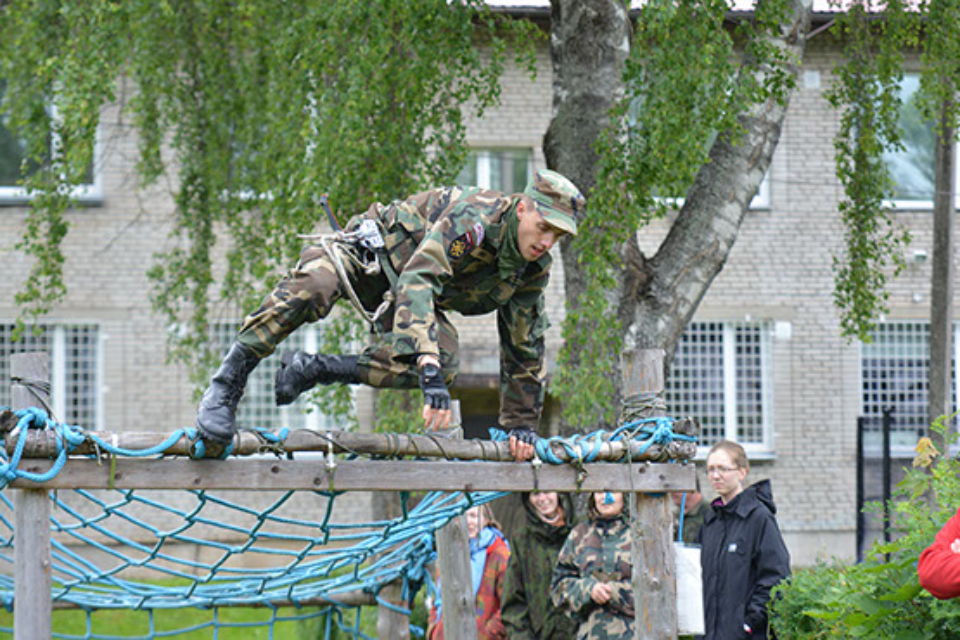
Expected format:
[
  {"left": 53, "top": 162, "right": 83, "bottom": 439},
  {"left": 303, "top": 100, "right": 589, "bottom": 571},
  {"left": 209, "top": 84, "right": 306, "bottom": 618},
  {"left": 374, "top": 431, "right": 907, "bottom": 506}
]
[{"left": 699, "top": 440, "right": 790, "bottom": 639}]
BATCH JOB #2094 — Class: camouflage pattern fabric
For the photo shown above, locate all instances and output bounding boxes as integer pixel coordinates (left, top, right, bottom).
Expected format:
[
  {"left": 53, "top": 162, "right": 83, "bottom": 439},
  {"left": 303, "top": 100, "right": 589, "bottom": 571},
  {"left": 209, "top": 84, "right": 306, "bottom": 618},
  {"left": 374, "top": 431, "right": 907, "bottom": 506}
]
[
  {"left": 501, "top": 493, "right": 579, "bottom": 639},
  {"left": 552, "top": 513, "right": 635, "bottom": 639},
  {"left": 236, "top": 186, "right": 550, "bottom": 429},
  {"left": 677, "top": 500, "right": 712, "bottom": 545}
]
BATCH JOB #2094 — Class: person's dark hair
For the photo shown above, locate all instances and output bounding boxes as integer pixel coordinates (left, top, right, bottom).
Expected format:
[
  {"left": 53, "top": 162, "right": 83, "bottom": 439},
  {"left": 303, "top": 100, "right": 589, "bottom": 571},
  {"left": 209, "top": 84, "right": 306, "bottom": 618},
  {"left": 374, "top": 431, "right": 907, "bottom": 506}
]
[{"left": 708, "top": 440, "right": 749, "bottom": 473}]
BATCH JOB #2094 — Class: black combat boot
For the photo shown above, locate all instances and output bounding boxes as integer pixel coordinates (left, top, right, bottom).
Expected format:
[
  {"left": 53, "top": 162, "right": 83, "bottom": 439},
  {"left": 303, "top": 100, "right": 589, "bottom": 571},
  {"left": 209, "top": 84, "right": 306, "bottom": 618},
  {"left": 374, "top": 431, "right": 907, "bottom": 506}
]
[
  {"left": 275, "top": 351, "right": 360, "bottom": 405},
  {"left": 196, "top": 342, "right": 261, "bottom": 443}
]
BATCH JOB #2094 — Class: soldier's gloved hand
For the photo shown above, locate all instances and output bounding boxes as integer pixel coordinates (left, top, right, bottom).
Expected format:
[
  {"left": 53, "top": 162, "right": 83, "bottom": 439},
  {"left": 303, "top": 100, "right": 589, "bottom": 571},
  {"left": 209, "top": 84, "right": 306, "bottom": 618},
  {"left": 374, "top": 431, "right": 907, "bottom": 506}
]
[
  {"left": 419, "top": 363, "right": 451, "bottom": 431},
  {"left": 508, "top": 426, "right": 538, "bottom": 445},
  {"left": 507, "top": 426, "right": 538, "bottom": 462}
]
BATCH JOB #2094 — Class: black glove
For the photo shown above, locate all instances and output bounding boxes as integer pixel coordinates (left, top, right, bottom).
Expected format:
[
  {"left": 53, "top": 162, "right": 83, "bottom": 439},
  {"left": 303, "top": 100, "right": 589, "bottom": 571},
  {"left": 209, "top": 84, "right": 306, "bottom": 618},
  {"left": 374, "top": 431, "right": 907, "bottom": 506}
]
[
  {"left": 508, "top": 426, "right": 539, "bottom": 446},
  {"left": 419, "top": 363, "right": 451, "bottom": 411}
]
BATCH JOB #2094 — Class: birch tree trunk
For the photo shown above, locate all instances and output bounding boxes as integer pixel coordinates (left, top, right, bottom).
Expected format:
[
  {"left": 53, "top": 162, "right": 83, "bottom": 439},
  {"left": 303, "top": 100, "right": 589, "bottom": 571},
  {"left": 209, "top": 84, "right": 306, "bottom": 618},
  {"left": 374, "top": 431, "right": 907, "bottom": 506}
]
[{"left": 548, "top": 0, "right": 814, "bottom": 422}]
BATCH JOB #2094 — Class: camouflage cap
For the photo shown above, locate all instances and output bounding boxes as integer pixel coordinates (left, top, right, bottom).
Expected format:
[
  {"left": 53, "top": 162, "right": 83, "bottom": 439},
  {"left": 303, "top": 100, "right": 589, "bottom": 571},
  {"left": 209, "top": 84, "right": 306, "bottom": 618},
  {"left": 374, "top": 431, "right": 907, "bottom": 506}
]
[{"left": 523, "top": 169, "right": 585, "bottom": 236}]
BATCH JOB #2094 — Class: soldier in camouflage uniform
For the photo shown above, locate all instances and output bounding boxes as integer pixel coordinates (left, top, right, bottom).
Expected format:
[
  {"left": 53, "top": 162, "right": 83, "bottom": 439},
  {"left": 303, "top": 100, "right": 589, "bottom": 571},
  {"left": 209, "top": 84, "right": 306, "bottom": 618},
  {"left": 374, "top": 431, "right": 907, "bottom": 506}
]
[
  {"left": 195, "top": 170, "right": 585, "bottom": 460},
  {"left": 501, "top": 491, "right": 579, "bottom": 639},
  {"left": 552, "top": 492, "right": 635, "bottom": 639}
]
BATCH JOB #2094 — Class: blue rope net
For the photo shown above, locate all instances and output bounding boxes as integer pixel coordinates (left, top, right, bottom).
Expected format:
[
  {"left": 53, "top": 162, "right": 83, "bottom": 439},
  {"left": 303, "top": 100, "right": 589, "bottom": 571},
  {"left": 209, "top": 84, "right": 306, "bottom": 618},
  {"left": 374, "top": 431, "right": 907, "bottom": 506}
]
[{"left": 0, "top": 406, "right": 695, "bottom": 638}]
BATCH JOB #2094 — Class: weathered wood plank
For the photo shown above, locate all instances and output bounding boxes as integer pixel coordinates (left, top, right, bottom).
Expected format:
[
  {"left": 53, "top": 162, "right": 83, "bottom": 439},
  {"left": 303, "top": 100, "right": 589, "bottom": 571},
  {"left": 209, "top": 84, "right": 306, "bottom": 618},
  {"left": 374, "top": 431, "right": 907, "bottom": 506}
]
[
  {"left": 377, "top": 581, "right": 411, "bottom": 640},
  {"left": 7, "top": 458, "right": 696, "bottom": 493},
  {"left": 624, "top": 348, "right": 678, "bottom": 639},
  {"left": 11, "top": 352, "right": 53, "bottom": 640},
  {"left": 50, "top": 590, "right": 381, "bottom": 611},
  {"left": 436, "top": 513, "right": 476, "bottom": 640},
  {"left": 435, "top": 408, "right": 478, "bottom": 640},
  {"left": 630, "top": 493, "right": 677, "bottom": 639}
]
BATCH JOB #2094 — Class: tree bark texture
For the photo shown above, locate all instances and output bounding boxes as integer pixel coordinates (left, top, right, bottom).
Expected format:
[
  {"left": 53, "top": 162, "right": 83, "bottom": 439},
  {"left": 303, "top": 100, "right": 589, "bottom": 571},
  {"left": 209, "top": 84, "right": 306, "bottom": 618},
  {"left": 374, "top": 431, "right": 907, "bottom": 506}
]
[{"left": 928, "top": 99, "right": 956, "bottom": 449}]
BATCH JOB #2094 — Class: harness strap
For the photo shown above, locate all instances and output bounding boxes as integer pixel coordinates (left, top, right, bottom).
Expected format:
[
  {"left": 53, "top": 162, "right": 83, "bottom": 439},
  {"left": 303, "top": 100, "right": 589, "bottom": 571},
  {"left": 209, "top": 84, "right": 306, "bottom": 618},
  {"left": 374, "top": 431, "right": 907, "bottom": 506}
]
[{"left": 298, "top": 226, "right": 398, "bottom": 332}]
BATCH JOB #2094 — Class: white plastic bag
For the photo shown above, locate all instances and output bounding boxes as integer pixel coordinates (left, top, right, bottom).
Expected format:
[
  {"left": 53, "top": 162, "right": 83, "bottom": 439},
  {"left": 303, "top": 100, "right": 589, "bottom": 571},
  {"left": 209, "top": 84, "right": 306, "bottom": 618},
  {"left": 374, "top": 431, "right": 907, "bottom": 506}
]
[{"left": 675, "top": 542, "right": 705, "bottom": 636}]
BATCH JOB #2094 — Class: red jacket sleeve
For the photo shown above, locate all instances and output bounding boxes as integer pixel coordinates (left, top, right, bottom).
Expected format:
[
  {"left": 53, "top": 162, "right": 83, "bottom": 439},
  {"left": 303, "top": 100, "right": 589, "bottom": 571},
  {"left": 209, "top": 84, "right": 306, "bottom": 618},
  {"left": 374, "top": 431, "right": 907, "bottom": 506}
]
[{"left": 919, "top": 508, "right": 960, "bottom": 600}]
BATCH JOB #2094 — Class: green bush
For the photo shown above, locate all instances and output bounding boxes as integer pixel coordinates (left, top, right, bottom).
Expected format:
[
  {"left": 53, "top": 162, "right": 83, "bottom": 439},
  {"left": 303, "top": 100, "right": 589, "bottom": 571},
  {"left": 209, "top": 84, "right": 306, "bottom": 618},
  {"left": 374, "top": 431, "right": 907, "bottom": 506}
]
[{"left": 771, "top": 419, "right": 960, "bottom": 639}]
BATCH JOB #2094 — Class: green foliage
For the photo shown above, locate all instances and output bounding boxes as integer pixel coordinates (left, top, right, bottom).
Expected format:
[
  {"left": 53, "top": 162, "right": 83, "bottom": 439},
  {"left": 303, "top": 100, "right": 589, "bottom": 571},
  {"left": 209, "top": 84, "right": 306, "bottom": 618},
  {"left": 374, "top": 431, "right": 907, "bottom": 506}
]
[
  {"left": 827, "top": 1, "right": 919, "bottom": 342},
  {"left": 770, "top": 419, "right": 960, "bottom": 639},
  {"left": 0, "top": 1, "right": 537, "bottom": 429},
  {"left": 915, "top": 0, "right": 960, "bottom": 138},
  {"left": 373, "top": 388, "right": 423, "bottom": 435},
  {"left": 554, "top": 0, "right": 799, "bottom": 430},
  {"left": 0, "top": 0, "right": 127, "bottom": 337}
]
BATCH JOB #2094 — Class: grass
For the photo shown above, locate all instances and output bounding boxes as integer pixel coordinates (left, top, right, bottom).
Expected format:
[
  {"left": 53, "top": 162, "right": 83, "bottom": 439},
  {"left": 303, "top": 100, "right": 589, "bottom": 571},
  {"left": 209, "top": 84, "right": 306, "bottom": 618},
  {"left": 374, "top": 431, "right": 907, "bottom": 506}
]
[{"left": 0, "top": 584, "right": 430, "bottom": 638}]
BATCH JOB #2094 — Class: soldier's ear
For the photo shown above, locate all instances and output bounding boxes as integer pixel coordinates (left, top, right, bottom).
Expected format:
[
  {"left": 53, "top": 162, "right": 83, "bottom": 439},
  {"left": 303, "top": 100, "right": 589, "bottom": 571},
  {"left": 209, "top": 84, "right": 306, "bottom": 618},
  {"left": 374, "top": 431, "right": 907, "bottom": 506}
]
[{"left": 516, "top": 197, "right": 529, "bottom": 220}]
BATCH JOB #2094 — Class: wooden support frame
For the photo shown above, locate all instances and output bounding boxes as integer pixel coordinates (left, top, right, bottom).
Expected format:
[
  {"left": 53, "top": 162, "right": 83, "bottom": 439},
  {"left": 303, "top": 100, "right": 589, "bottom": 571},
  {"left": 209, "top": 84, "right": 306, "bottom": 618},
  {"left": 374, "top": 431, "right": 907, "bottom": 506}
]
[
  {"left": 5, "top": 351, "right": 696, "bottom": 639},
  {"left": 624, "top": 348, "right": 679, "bottom": 639},
  {"left": 7, "top": 457, "right": 695, "bottom": 493},
  {"left": 11, "top": 352, "right": 53, "bottom": 640}
]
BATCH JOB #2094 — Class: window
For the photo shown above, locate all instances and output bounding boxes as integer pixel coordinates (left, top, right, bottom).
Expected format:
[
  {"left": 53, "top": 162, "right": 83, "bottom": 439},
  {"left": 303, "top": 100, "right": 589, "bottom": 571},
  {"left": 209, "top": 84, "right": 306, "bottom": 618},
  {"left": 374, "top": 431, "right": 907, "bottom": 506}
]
[
  {"left": 0, "top": 323, "right": 100, "bottom": 430},
  {"left": 456, "top": 148, "right": 533, "bottom": 193},
  {"left": 0, "top": 80, "right": 100, "bottom": 204},
  {"left": 665, "top": 321, "right": 773, "bottom": 452},
  {"left": 860, "top": 321, "right": 958, "bottom": 452},
  {"left": 883, "top": 74, "right": 960, "bottom": 208},
  {"left": 210, "top": 323, "right": 339, "bottom": 433}
]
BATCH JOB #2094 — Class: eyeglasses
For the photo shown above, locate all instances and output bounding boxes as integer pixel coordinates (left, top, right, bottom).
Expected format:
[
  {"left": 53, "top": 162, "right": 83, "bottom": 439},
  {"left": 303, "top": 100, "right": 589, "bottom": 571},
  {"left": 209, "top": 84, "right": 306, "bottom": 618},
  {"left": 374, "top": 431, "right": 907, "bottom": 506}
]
[{"left": 706, "top": 466, "right": 740, "bottom": 476}]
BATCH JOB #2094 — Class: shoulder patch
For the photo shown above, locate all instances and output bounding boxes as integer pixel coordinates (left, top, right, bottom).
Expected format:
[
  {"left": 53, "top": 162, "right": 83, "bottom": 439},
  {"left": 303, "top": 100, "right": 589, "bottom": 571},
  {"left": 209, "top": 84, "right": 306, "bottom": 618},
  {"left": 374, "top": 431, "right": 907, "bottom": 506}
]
[
  {"left": 449, "top": 237, "right": 468, "bottom": 260},
  {"left": 449, "top": 224, "right": 484, "bottom": 261}
]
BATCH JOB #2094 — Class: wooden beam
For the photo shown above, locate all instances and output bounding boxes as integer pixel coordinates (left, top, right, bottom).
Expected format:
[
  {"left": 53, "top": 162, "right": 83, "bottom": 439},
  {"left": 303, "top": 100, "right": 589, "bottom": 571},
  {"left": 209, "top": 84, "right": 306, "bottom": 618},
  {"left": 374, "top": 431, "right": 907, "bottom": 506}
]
[
  {"left": 377, "top": 581, "right": 410, "bottom": 640},
  {"left": 435, "top": 407, "right": 478, "bottom": 640},
  {"left": 623, "top": 348, "right": 678, "bottom": 639},
  {"left": 436, "top": 513, "right": 476, "bottom": 639},
  {"left": 11, "top": 352, "right": 53, "bottom": 640},
  {"left": 49, "top": 590, "right": 381, "bottom": 611},
  {"left": 7, "top": 457, "right": 695, "bottom": 493}
]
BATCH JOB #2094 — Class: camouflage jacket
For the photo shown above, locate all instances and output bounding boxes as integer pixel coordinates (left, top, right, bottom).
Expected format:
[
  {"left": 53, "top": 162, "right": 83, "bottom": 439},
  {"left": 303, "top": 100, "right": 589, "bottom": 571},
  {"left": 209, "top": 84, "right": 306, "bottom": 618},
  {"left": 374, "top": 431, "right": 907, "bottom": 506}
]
[
  {"left": 551, "top": 513, "right": 635, "bottom": 639},
  {"left": 362, "top": 186, "right": 550, "bottom": 429},
  {"left": 676, "top": 499, "right": 712, "bottom": 545},
  {"left": 501, "top": 494, "right": 579, "bottom": 639}
]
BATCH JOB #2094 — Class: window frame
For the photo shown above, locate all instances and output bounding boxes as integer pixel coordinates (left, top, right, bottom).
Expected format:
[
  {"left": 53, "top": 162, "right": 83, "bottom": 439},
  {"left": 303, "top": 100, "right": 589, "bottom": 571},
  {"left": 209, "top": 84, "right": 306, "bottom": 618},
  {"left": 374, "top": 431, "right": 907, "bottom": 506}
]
[
  {"left": 0, "top": 321, "right": 103, "bottom": 431},
  {"left": 0, "top": 99, "right": 103, "bottom": 205},
  {"left": 883, "top": 73, "right": 960, "bottom": 211},
  {"left": 665, "top": 320, "right": 775, "bottom": 458},
  {"left": 456, "top": 147, "right": 534, "bottom": 193},
  {"left": 858, "top": 319, "right": 959, "bottom": 457}
]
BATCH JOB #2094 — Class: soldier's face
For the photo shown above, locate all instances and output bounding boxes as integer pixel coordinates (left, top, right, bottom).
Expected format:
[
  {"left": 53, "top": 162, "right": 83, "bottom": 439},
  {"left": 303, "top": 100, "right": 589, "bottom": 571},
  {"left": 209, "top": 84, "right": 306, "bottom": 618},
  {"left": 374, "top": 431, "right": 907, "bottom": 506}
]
[
  {"left": 516, "top": 198, "right": 565, "bottom": 261},
  {"left": 594, "top": 492, "right": 625, "bottom": 518},
  {"left": 530, "top": 491, "right": 561, "bottom": 521}
]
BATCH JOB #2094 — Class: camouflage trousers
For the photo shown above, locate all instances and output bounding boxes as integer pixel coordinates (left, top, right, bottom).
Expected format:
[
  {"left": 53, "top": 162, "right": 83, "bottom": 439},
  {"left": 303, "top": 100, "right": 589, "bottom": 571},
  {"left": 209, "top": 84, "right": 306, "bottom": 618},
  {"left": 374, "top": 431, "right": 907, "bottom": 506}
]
[{"left": 236, "top": 239, "right": 459, "bottom": 388}]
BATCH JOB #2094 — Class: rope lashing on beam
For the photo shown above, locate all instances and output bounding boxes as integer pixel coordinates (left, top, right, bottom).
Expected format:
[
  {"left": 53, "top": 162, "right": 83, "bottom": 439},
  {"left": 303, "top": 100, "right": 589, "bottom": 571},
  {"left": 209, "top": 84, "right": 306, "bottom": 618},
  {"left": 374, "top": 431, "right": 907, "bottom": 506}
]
[{"left": 490, "top": 416, "right": 697, "bottom": 466}]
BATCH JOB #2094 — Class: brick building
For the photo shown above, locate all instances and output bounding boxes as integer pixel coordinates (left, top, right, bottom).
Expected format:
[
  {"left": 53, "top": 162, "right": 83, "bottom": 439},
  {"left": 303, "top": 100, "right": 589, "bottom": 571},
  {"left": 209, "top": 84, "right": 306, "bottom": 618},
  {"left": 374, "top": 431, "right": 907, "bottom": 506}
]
[{"left": 0, "top": 5, "right": 954, "bottom": 565}]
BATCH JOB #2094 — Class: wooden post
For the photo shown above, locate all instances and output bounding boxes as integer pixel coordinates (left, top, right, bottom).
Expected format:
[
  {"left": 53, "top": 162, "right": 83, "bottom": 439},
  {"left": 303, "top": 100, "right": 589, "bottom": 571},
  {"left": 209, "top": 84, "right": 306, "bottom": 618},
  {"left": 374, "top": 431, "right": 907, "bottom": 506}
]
[
  {"left": 11, "top": 352, "right": 53, "bottom": 640},
  {"left": 376, "top": 581, "right": 410, "bottom": 640},
  {"left": 435, "top": 401, "right": 477, "bottom": 639},
  {"left": 623, "top": 349, "right": 678, "bottom": 639}
]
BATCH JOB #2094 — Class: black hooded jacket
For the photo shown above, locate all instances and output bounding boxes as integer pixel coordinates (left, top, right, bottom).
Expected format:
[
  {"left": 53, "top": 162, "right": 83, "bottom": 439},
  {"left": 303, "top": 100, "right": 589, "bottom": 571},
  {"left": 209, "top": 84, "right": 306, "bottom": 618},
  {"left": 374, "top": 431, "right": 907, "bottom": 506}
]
[
  {"left": 501, "top": 493, "right": 579, "bottom": 639},
  {"left": 698, "top": 479, "right": 791, "bottom": 640}
]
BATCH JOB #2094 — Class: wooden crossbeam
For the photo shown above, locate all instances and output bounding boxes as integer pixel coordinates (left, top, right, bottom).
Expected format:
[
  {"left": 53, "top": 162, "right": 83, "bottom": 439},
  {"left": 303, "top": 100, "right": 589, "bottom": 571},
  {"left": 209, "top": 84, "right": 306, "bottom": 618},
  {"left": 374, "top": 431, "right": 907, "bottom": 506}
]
[{"left": 7, "top": 457, "right": 696, "bottom": 493}]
